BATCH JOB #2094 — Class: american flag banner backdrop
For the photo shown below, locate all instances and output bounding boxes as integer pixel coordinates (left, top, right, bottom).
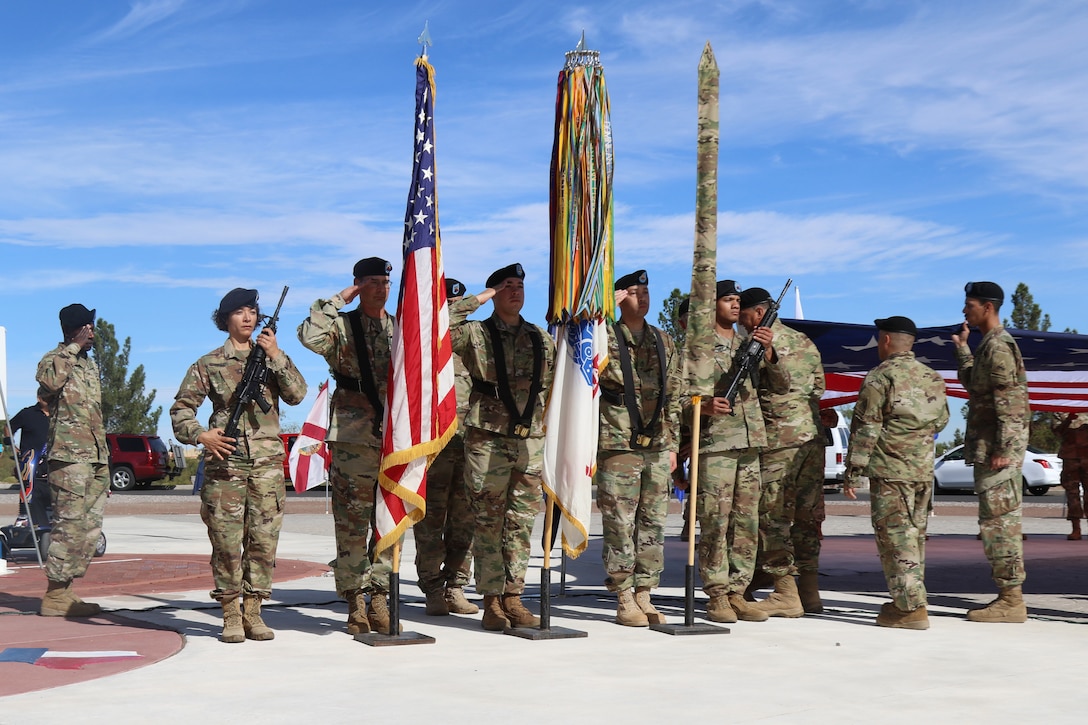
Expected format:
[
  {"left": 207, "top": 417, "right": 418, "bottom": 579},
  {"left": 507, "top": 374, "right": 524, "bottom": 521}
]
[
  {"left": 288, "top": 379, "right": 331, "bottom": 493},
  {"left": 374, "top": 57, "right": 458, "bottom": 554},
  {"left": 786, "top": 319, "right": 1088, "bottom": 412}
]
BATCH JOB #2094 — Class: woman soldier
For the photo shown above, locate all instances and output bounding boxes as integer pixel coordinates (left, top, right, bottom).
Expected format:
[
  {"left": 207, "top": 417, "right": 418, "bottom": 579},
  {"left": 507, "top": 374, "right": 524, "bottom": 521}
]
[{"left": 170, "top": 288, "right": 307, "bottom": 642}]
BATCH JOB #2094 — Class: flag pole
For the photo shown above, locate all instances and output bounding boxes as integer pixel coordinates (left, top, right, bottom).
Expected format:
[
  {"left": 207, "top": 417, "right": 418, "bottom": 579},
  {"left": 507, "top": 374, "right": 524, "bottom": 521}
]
[{"left": 650, "top": 40, "right": 728, "bottom": 636}]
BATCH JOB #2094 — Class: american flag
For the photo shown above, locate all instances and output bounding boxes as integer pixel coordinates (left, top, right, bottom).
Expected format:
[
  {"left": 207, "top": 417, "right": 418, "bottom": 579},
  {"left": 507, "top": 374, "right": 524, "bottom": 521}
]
[
  {"left": 786, "top": 319, "right": 1088, "bottom": 412},
  {"left": 373, "top": 57, "right": 458, "bottom": 553}
]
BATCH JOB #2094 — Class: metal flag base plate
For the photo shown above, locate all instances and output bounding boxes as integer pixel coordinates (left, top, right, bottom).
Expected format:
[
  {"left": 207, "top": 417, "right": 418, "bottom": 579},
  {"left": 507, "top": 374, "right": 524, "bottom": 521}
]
[
  {"left": 354, "top": 631, "right": 436, "bottom": 647},
  {"left": 649, "top": 622, "right": 730, "bottom": 636},
  {"left": 503, "top": 625, "right": 588, "bottom": 641}
]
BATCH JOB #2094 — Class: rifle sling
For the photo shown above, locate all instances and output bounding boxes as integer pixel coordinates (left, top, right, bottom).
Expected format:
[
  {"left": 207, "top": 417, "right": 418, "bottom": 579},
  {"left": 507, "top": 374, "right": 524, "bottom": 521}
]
[
  {"left": 482, "top": 317, "right": 543, "bottom": 438},
  {"left": 344, "top": 309, "right": 384, "bottom": 437},
  {"left": 613, "top": 323, "right": 667, "bottom": 449}
]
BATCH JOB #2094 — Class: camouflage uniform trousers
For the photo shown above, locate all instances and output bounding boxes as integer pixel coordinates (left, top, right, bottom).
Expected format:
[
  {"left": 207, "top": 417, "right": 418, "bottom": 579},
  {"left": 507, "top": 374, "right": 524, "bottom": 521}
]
[
  {"left": 596, "top": 449, "right": 670, "bottom": 592},
  {"left": 697, "top": 448, "right": 761, "bottom": 597},
  {"left": 975, "top": 463, "right": 1026, "bottom": 588},
  {"left": 200, "top": 455, "right": 285, "bottom": 602},
  {"left": 463, "top": 428, "right": 543, "bottom": 596},
  {"left": 329, "top": 442, "right": 394, "bottom": 597},
  {"left": 45, "top": 462, "right": 109, "bottom": 583},
  {"left": 757, "top": 439, "right": 824, "bottom": 578},
  {"left": 1060, "top": 458, "right": 1088, "bottom": 520},
  {"left": 870, "top": 477, "right": 931, "bottom": 611},
  {"left": 413, "top": 438, "right": 474, "bottom": 595}
]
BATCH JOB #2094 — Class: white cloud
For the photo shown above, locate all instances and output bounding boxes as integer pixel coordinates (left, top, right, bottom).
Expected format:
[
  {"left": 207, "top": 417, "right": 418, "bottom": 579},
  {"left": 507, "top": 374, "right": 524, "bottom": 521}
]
[{"left": 90, "top": 0, "right": 190, "bottom": 44}]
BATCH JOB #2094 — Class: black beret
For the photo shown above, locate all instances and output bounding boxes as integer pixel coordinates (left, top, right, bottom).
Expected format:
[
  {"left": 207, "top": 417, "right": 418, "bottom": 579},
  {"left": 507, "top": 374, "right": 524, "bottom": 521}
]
[
  {"left": 678, "top": 298, "right": 689, "bottom": 318},
  {"left": 614, "top": 269, "right": 648, "bottom": 291},
  {"left": 486, "top": 263, "right": 525, "bottom": 289},
  {"left": 445, "top": 277, "right": 465, "bottom": 298},
  {"left": 875, "top": 316, "right": 917, "bottom": 337},
  {"left": 59, "top": 303, "right": 95, "bottom": 331},
  {"left": 739, "top": 287, "right": 772, "bottom": 310},
  {"left": 716, "top": 280, "right": 741, "bottom": 299},
  {"left": 218, "top": 288, "right": 258, "bottom": 319},
  {"left": 354, "top": 257, "right": 392, "bottom": 279},
  {"left": 964, "top": 281, "right": 1004, "bottom": 304}
]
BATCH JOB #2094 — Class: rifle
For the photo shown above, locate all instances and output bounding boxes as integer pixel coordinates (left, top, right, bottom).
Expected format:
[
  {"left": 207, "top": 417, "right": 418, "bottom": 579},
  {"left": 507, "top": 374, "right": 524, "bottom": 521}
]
[
  {"left": 720, "top": 279, "right": 792, "bottom": 412},
  {"left": 223, "top": 286, "right": 289, "bottom": 454}
]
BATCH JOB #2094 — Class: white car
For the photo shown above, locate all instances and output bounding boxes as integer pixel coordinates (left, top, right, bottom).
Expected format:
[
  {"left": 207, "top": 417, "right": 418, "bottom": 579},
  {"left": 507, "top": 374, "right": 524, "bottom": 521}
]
[{"left": 934, "top": 444, "right": 1061, "bottom": 496}]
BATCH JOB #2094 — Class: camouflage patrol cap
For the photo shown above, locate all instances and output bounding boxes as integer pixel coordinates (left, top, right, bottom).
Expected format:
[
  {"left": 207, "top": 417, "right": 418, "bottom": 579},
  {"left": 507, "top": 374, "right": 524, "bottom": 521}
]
[
  {"left": 875, "top": 316, "right": 917, "bottom": 337},
  {"left": 445, "top": 277, "right": 465, "bottom": 298},
  {"left": 59, "top": 303, "right": 95, "bottom": 331},
  {"left": 739, "top": 287, "right": 772, "bottom": 310},
  {"left": 614, "top": 270, "right": 648, "bottom": 291},
  {"left": 716, "top": 280, "right": 741, "bottom": 299},
  {"left": 964, "top": 281, "right": 1003, "bottom": 304},
  {"left": 678, "top": 298, "right": 690, "bottom": 318},
  {"left": 354, "top": 257, "right": 392, "bottom": 278},
  {"left": 486, "top": 263, "right": 525, "bottom": 289}
]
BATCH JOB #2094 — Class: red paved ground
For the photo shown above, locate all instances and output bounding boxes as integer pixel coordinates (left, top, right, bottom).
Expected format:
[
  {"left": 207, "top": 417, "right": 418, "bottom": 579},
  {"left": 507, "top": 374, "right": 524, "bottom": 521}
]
[{"left": 0, "top": 554, "right": 329, "bottom": 697}]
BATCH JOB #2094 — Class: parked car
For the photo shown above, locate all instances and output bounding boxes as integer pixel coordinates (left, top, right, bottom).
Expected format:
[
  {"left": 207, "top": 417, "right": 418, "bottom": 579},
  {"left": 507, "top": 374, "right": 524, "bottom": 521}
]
[
  {"left": 280, "top": 433, "right": 298, "bottom": 489},
  {"left": 107, "top": 433, "right": 171, "bottom": 491},
  {"left": 934, "top": 444, "right": 1061, "bottom": 496},
  {"left": 822, "top": 409, "right": 850, "bottom": 489}
]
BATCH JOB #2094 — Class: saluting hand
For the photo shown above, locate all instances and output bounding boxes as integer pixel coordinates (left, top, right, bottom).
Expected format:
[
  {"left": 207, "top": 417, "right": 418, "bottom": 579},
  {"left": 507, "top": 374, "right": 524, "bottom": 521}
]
[
  {"left": 614, "top": 289, "right": 629, "bottom": 306},
  {"left": 340, "top": 284, "right": 363, "bottom": 304},
  {"left": 198, "top": 428, "right": 237, "bottom": 460},
  {"left": 952, "top": 322, "right": 970, "bottom": 348},
  {"left": 70, "top": 324, "right": 94, "bottom": 352}
]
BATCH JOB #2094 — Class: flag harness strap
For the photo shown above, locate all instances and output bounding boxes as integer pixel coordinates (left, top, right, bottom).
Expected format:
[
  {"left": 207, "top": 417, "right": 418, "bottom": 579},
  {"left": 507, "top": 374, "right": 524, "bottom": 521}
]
[
  {"left": 339, "top": 309, "right": 384, "bottom": 437},
  {"left": 476, "top": 317, "right": 543, "bottom": 439},
  {"left": 610, "top": 323, "right": 667, "bottom": 449}
]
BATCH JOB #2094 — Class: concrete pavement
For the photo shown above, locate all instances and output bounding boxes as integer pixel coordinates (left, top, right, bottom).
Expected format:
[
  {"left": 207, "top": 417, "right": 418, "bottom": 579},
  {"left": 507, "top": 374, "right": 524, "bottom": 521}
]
[{"left": 1, "top": 507, "right": 1086, "bottom": 724}]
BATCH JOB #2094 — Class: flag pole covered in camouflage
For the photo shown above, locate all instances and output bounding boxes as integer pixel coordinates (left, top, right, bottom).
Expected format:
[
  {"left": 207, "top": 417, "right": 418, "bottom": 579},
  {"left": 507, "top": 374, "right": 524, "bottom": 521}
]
[{"left": 541, "top": 33, "right": 613, "bottom": 560}]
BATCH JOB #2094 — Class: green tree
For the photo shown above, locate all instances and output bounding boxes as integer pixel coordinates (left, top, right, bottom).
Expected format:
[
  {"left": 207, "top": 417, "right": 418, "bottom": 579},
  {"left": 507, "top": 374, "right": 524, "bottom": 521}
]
[
  {"left": 658, "top": 288, "right": 688, "bottom": 346},
  {"left": 92, "top": 318, "right": 162, "bottom": 434}
]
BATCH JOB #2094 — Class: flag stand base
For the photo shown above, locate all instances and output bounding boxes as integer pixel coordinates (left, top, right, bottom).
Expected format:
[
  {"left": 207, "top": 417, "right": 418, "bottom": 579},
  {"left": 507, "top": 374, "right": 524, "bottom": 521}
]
[
  {"left": 354, "top": 570, "right": 436, "bottom": 647},
  {"left": 503, "top": 567, "right": 586, "bottom": 641},
  {"left": 650, "top": 564, "right": 729, "bottom": 636}
]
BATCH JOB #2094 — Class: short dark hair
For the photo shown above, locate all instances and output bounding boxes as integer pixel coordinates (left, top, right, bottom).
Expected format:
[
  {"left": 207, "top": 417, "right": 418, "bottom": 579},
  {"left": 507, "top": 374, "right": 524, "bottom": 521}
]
[{"left": 212, "top": 304, "right": 259, "bottom": 332}]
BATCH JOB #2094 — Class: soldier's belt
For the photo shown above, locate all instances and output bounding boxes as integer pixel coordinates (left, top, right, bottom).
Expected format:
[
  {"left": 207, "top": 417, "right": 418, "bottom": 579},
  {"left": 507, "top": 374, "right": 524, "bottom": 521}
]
[
  {"left": 509, "top": 422, "right": 531, "bottom": 439},
  {"left": 632, "top": 433, "right": 654, "bottom": 449},
  {"left": 472, "top": 378, "right": 499, "bottom": 398},
  {"left": 599, "top": 387, "right": 625, "bottom": 406},
  {"left": 332, "top": 372, "right": 368, "bottom": 393}
]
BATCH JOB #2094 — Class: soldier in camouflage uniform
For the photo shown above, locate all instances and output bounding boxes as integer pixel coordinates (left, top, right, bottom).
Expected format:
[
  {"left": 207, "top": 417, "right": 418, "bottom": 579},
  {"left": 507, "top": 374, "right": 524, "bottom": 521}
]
[
  {"left": 953, "top": 281, "right": 1030, "bottom": 623},
  {"left": 296, "top": 257, "right": 396, "bottom": 635},
  {"left": 1051, "top": 412, "right": 1088, "bottom": 540},
  {"left": 35, "top": 303, "right": 108, "bottom": 618},
  {"left": 843, "top": 317, "right": 949, "bottom": 630},
  {"left": 684, "top": 280, "right": 787, "bottom": 624},
  {"left": 414, "top": 278, "right": 479, "bottom": 617},
  {"left": 171, "top": 288, "right": 307, "bottom": 642},
  {"left": 597, "top": 270, "right": 682, "bottom": 626},
  {"left": 449, "top": 263, "right": 555, "bottom": 631},
  {"left": 738, "top": 288, "right": 826, "bottom": 617}
]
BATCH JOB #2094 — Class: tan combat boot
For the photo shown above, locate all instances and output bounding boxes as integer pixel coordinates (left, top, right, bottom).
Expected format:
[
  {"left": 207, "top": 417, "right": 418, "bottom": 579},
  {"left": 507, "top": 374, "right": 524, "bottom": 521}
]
[
  {"left": 966, "top": 586, "right": 1028, "bottom": 623},
  {"left": 345, "top": 589, "right": 370, "bottom": 635},
  {"left": 242, "top": 596, "right": 275, "bottom": 641},
  {"left": 706, "top": 594, "right": 737, "bottom": 623},
  {"left": 444, "top": 586, "right": 479, "bottom": 615},
  {"left": 501, "top": 593, "right": 540, "bottom": 628},
  {"left": 634, "top": 586, "right": 666, "bottom": 625},
  {"left": 220, "top": 598, "right": 245, "bottom": 643},
  {"left": 876, "top": 602, "right": 929, "bottom": 630},
  {"left": 615, "top": 588, "right": 649, "bottom": 627},
  {"left": 797, "top": 571, "right": 824, "bottom": 614},
  {"left": 728, "top": 593, "right": 769, "bottom": 622},
  {"left": 424, "top": 589, "right": 449, "bottom": 616},
  {"left": 744, "top": 569, "right": 774, "bottom": 601},
  {"left": 368, "top": 593, "right": 392, "bottom": 633},
  {"left": 754, "top": 575, "right": 804, "bottom": 618},
  {"left": 40, "top": 580, "right": 102, "bottom": 618},
  {"left": 481, "top": 594, "right": 510, "bottom": 631}
]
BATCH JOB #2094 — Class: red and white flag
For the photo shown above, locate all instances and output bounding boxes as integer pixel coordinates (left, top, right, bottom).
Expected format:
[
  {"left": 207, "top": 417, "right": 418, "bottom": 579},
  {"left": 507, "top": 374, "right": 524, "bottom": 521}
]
[
  {"left": 288, "top": 380, "right": 330, "bottom": 493},
  {"left": 374, "top": 56, "right": 458, "bottom": 553}
]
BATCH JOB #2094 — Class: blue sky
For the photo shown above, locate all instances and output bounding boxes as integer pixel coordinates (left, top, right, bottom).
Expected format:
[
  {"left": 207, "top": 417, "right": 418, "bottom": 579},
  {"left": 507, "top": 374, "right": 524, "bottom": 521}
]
[{"left": 2, "top": 0, "right": 1086, "bottom": 442}]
